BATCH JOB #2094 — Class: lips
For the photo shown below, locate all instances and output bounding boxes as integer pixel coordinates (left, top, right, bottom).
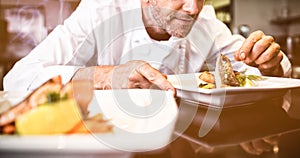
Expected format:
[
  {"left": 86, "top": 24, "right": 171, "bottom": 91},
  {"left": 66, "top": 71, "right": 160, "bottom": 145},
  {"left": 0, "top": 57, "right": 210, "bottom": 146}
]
[
  {"left": 177, "top": 18, "right": 193, "bottom": 22},
  {"left": 174, "top": 14, "right": 196, "bottom": 23},
  {"left": 174, "top": 17, "right": 195, "bottom": 25}
]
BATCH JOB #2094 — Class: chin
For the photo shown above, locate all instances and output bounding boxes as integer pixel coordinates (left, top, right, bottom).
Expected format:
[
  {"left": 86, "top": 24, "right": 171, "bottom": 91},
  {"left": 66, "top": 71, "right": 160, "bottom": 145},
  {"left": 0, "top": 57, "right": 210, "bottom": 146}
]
[
  {"left": 170, "top": 30, "right": 190, "bottom": 38},
  {"left": 172, "top": 34, "right": 186, "bottom": 38},
  {"left": 167, "top": 23, "right": 193, "bottom": 38}
]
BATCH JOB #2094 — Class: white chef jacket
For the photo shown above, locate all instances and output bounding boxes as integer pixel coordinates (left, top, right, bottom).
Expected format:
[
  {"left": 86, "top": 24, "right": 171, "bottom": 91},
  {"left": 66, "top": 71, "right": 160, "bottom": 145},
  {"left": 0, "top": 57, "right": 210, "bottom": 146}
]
[{"left": 3, "top": 0, "right": 291, "bottom": 91}]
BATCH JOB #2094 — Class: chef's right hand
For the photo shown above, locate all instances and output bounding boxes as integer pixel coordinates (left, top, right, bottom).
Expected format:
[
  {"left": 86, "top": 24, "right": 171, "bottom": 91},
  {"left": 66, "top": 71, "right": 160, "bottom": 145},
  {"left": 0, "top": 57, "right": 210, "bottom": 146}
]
[{"left": 94, "top": 60, "right": 176, "bottom": 96}]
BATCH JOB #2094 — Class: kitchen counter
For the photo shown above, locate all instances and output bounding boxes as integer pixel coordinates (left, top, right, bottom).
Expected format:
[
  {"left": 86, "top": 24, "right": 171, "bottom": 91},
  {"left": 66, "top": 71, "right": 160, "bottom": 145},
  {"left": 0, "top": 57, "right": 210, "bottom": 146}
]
[
  {"left": 135, "top": 88, "right": 300, "bottom": 158},
  {"left": 1, "top": 87, "right": 300, "bottom": 158}
]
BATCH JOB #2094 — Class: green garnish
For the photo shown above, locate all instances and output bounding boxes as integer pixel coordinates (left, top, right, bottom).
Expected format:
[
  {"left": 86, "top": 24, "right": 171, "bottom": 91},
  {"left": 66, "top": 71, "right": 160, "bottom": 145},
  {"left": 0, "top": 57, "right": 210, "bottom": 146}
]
[
  {"left": 46, "top": 92, "right": 68, "bottom": 103},
  {"left": 236, "top": 73, "right": 265, "bottom": 87},
  {"left": 46, "top": 92, "right": 61, "bottom": 103}
]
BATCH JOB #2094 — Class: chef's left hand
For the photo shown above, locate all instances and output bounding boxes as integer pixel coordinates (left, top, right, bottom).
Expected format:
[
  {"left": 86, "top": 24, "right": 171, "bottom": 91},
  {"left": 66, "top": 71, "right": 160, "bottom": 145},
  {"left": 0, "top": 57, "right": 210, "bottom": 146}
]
[{"left": 234, "top": 30, "right": 284, "bottom": 77}]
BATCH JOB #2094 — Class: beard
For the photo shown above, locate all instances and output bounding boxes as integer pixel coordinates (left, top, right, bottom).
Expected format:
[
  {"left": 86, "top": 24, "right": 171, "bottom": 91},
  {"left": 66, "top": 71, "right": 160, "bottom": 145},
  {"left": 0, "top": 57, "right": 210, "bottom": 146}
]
[
  {"left": 150, "top": 6, "right": 196, "bottom": 38},
  {"left": 165, "top": 17, "right": 196, "bottom": 38}
]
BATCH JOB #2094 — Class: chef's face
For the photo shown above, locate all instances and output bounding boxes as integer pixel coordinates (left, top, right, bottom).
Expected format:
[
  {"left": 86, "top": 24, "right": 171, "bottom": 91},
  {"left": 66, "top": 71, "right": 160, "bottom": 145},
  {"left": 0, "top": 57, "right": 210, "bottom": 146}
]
[{"left": 149, "top": 0, "right": 204, "bottom": 38}]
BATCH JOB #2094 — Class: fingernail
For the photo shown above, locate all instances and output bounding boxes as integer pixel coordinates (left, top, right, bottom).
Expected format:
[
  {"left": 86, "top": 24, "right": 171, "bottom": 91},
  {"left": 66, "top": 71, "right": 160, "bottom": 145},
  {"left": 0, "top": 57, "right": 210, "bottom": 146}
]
[{"left": 240, "top": 51, "right": 246, "bottom": 60}]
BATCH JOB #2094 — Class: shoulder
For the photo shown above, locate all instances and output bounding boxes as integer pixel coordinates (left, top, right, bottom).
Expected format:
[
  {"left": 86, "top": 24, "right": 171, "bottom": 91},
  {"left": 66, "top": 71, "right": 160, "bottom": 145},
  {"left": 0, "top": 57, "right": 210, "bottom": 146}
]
[
  {"left": 71, "top": 0, "right": 141, "bottom": 26},
  {"left": 198, "top": 5, "right": 227, "bottom": 29},
  {"left": 77, "top": 0, "right": 141, "bottom": 11},
  {"left": 199, "top": 5, "right": 217, "bottom": 19},
  {"left": 197, "top": 5, "right": 226, "bottom": 28},
  {"left": 192, "top": 5, "right": 232, "bottom": 38}
]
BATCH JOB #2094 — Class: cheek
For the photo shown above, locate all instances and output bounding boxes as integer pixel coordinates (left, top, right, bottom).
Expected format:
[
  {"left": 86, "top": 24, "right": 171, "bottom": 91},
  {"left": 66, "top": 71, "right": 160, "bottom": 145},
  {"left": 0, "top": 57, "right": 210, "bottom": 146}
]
[{"left": 161, "top": 8, "right": 174, "bottom": 17}]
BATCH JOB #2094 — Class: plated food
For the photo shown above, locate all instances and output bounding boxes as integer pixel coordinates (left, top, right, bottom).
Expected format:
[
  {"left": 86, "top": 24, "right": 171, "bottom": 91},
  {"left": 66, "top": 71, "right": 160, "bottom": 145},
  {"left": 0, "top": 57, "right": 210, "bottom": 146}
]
[
  {"left": 0, "top": 76, "right": 112, "bottom": 135},
  {"left": 167, "top": 54, "right": 300, "bottom": 106},
  {"left": 198, "top": 54, "right": 264, "bottom": 89},
  {"left": 198, "top": 71, "right": 265, "bottom": 89},
  {"left": 0, "top": 89, "right": 179, "bottom": 154}
]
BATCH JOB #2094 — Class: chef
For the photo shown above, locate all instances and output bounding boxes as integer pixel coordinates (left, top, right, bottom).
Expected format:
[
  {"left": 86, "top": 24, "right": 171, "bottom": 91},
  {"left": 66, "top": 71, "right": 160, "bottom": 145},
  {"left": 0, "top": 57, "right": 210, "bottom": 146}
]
[{"left": 4, "top": 0, "right": 291, "bottom": 93}]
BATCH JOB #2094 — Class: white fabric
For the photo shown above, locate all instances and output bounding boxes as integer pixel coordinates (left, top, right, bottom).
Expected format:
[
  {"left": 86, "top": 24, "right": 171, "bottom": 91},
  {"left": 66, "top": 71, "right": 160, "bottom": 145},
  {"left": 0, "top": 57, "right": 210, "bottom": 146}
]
[{"left": 4, "top": 0, "right": 291, "bottom": 91}]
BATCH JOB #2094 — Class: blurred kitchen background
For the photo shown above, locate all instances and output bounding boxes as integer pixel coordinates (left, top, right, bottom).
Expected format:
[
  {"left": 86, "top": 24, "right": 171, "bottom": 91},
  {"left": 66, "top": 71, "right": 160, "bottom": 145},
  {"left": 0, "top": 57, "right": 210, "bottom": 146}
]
[{"left": 0, "top": 0, "right": 300, "bottom": 90}]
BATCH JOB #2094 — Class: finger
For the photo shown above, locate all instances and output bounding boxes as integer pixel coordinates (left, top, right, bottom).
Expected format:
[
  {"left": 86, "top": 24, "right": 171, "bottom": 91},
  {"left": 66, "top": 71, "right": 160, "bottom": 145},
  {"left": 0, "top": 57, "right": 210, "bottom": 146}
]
[
  {"left": 235, "top": 30, "right": 264, "bottom": 61},
  {"left": 243, "top": 35, "right": 274, "bottom": 64},
  {"left": 128, "top": 70, "right": 152, "bottom": 88},
  {"left": 130, "top": 82, "right": 153, "bottom": 89},
  {"left": 254, "top": 42, "right": 280, "bottom": 65},
  {"left": 137, "top": 63, "right": 176, "bottom": 96},
  {"left": 258, "top": 52, "right": 283, "bottom": 75}
]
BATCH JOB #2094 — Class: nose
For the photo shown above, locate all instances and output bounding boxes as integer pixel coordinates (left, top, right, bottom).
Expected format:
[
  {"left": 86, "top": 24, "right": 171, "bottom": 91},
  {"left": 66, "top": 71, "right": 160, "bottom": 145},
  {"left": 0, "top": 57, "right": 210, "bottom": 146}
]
[{"left": 182, "top": 0, "right": 200, "bottom": 15}]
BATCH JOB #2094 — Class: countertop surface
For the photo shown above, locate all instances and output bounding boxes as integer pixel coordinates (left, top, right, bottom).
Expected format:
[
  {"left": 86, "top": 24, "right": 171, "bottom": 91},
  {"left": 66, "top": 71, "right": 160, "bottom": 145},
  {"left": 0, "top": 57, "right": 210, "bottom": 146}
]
[
  {"left": 2, "top": 88, "right": 300, "bottom": 158},
  {"left": 135, "top": 88, "right": 300, "bottom": 158}
]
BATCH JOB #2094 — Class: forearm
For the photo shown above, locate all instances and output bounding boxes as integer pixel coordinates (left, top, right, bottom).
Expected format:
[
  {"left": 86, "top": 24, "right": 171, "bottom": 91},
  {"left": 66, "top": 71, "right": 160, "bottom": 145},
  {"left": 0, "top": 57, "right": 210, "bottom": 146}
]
[{"left": 73, "top": 66, "right": 115, "bottom": 89}]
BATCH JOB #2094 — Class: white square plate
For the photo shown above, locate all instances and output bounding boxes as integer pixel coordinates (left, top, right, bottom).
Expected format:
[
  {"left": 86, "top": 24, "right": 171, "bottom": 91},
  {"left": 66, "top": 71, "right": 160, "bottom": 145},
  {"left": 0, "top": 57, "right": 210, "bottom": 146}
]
[{"left": 167, "top": 73, "right": 300, "bottom": 108}]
